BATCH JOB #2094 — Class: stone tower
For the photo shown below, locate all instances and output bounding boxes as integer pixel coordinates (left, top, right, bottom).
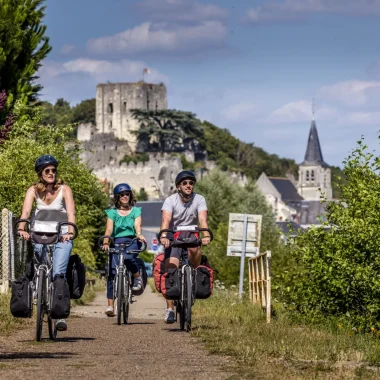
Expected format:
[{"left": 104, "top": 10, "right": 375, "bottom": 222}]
[
  {"left": 297, "top": 119, "right": 332, "bottom": 200},
  {"left": 96, "top": 82, "right": 167, "bottom": 150}
]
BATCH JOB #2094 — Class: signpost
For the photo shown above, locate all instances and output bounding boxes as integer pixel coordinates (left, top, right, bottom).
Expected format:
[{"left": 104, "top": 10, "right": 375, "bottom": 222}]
[
  {"left": 151, "top": 238, "right": 159, "bottom": 252},
  {"left": 227, "top": 213, "right": 262, "bottom": 300}
]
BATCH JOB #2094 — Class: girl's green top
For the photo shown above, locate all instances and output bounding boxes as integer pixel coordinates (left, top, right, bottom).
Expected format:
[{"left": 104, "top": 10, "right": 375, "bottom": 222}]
[{"left": 105, "top": 207, "right": 142, "bottom": 238}]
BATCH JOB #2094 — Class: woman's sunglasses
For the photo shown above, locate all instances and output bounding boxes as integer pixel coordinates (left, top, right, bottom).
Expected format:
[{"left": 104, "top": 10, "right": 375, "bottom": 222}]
[
  {"left": 181, "top": 180, "right": 194, "bottom": 186},
  {"left": 119, "top": 192, "right": 131, "bottom": 198},
  {"left": 43, "top": 168, "right": 57, "bottom": 175}
]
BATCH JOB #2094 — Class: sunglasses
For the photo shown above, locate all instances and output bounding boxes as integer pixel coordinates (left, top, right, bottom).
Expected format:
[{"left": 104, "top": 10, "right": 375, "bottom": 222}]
[
  {"left": 43, "top": 168, "right": 57, "bottom": 175},
  {"left": 119, "top": 192, "right": 131, "bottom": 198},
  {"left": 181, "top": 180, "right": 194, "bottom": 186}
]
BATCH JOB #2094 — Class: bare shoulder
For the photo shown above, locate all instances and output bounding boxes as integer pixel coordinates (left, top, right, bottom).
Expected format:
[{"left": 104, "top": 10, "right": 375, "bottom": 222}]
[
  {"left": 26, "top": 186, "right": 36, "bottom": 197},
  {"left": 62, "top": 185, "right": 73, "bottom": 196}
]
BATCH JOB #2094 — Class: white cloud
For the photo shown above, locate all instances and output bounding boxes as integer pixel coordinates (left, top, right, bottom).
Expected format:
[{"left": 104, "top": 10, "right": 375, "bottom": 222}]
[
  {"left": 266, "top": 100, "right": 337, "bottom": 123},
  {"left": 87, "top": 21, "right": 227, "bottom": 55},
  {"left": 134, "top": 0, "right": 227, "bottom": 22},
  {"left": 39, "top": 58, "right": 168, "bottom": 83},
  {"left": 340, "top": 112, "right": 380, "bottom": 126},
  {"left": 319, "top": 80, "right": 380, "bottom": 107},
  {"left": 221, "top": 102, "right": 258, "bottom": 122},
  {"left": 60, "top": 44, "right": 75, "bottom": 55},
  {"left": 247, "top": 0, "right": 380, "bottom": 24}
]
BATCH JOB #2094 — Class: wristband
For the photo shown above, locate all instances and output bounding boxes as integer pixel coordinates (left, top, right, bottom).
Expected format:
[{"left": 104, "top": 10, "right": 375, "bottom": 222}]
[
  {"left": 18, "top": 229, "right": 25, "bottom": 232},
  {"left": 103, "top": 243, "right": 109, "bottom": 245}
]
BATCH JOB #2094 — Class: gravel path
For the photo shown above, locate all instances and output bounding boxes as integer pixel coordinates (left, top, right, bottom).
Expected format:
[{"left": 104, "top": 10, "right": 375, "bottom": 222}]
[{"left": 0, "top": 286, "right": 231, "bottom": 379}]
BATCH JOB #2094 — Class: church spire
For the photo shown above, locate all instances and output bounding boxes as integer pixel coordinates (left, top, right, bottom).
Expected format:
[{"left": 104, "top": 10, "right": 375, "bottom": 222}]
[{"left": 301, "top": 119, "right": 328, "bottom": 168}]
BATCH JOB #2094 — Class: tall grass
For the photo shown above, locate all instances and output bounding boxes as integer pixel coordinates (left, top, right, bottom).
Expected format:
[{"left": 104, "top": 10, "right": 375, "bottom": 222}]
[{"left": 192, "top": 291, "right": 380, "bottom": 379}]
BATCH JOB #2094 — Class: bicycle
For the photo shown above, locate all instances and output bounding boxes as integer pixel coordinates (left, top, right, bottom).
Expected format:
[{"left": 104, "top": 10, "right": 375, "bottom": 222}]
[
  {"left": 158, "top": 226, "right": 213, "bottom": 332},
  {"left": 98, "top": 236, "right": 147, "bottom": 325},
  {"left": 15, "top": 218, "right": 78, "bottom": 341}
]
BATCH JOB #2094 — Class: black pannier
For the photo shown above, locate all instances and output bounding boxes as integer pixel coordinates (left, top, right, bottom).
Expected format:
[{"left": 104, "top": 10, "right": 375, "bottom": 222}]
[
  {"left": 50, "top": 275, "right": 71, "bottom": 319},
  {"left": 161, "top": 268, "right": 181, "bottom": 300},
  {"left": 10, "top": 276, "right": 33, "bottom": 318},
  {"left": 66, "top": 254, "right": 86, "bottom": 299}
]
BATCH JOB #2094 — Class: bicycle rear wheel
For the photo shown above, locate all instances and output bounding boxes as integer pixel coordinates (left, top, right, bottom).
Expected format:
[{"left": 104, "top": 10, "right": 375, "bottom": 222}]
[
  {"left": 184, "top": 266, "right": 192, "bottom": 332},
  {"left": 117, "top": 272, "right": 123, "bottom": 325},
  {"left": 48, "top": 281, "right": 57, "bottom": 340},
  {"left": 36, "top": 268, "right": 45, "bottom": 341}
]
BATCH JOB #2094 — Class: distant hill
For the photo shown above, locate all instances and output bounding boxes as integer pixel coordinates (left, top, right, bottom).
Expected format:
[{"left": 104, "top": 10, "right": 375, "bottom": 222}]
[{"left": 40, "top": 98, "right": 345, "bottom": 198}]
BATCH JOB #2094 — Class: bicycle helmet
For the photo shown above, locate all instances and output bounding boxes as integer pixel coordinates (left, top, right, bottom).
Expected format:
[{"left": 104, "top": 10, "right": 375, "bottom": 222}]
[
  {"left": 34, "top": 155, "right": 58, "bottom": 173},
  {"left": 113, "top": 183, "right": 132, "bottom": 197},
  {"left": 175, "top": 171, "right": 196, "bottom": 186}
]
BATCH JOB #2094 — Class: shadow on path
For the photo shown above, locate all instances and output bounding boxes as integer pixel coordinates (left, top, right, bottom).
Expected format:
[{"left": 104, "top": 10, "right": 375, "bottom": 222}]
[{"left": 0, "top": 352, "right": 76, "bottom": 360}]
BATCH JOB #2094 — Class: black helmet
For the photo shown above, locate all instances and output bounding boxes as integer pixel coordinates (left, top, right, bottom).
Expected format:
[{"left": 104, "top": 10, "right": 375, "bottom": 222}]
[
  {"left": 175, "top": 170, "right": 196, "bottom": 186},
  {"left": 113, "top": 183, "right": 132, "bottom": 197},
  {"left": 35, "top": 155, "right": 58, "bottom": 173}
]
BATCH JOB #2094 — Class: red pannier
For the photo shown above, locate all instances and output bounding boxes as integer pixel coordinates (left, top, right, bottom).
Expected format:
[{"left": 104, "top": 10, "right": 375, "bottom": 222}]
[
  {"left": 153, "top": 252, "right": 165, "bottom": 293},
  {"left": 195, "top": 265, "right": 213, "bottom": 299}
]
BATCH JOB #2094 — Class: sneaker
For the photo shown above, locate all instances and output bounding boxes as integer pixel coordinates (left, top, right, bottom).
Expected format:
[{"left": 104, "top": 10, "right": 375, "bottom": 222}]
[
  {"left": 105, "top": 306, "right": 115, "bottom": 317},
  {"left": 164, "top": 308, "right": 175, "bottom": 324},
  {"left": 55, "top": 319, "right": 67, "bottom": 331},
  {"left": 132, "top": 276, "right": 143, "bottom": 292}
]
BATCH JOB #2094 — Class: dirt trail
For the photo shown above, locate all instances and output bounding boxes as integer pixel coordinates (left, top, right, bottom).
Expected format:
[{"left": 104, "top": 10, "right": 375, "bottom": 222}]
[{"left": 0, "top": 286, "right": 231, "bottom": 379}]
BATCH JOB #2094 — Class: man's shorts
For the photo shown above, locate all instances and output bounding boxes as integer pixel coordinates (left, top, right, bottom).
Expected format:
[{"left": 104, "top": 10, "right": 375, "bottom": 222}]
[{"left": 164, "top": 246, "right": 182, "bottom": 261}]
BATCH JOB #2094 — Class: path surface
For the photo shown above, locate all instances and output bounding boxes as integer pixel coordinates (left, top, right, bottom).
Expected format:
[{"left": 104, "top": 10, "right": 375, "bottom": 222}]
[{"left": 0, "top": 286, "right": 231, "bottom": 379}]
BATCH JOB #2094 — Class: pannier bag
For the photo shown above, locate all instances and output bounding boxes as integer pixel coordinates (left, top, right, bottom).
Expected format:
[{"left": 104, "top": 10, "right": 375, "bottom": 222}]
[
  {"left": 195, "top": 265, "right": 213, "bottom": 299},
  {"left": 10, "top": 276, "right": 33, "bottom": 318},
  {"left": 161, "top": 268, "right": 181, "bottom": 300},
  {"left": 66, "top": 254, "right": 86, "bottom": 299},
  {"left": 172, "top": 230, "right": 200, "bottom": 248},
  {"left": 153, "top": 252, "right": 165, "bottom": 293},
  {"left": 50, "top": 275, "right": 71, "bottom": 319},
  {"left": 133, "top": 257, "right": 147, "bottom": 296}
]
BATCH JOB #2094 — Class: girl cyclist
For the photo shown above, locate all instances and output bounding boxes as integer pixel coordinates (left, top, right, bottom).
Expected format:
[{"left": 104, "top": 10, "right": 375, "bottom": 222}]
[{"left": 101, "top": 183, "right": 146, "bottom": 317}]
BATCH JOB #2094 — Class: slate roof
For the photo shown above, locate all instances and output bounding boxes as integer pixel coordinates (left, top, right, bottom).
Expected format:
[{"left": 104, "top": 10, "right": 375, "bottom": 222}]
[
  {"left": 268, "top": 177, "right": 304, "bottom": 202},
  {"left": 276, "top": 221, "right": 304, "bottom": 236},
  {"left": 136, "top": 201, "right": 164, "bottom": 228},
  {"left": 302, "top": 120, "right": 329, "bottom": 168}
]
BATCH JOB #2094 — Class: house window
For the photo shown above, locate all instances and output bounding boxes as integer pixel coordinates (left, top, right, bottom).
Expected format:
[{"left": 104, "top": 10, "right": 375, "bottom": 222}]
[
  {"left": 109, "top": 121, "right": 112, "bottom": 129},
  {"left": 123, "top": 101, "right": 127, "bottom": 112},
  {"left": 306, "top": 170, "right": 310, "bottom": 182},
  {"left": 108, "top": 103, "right": 113, "bottom": 113},
  {"left": 311, "top": 170, "right": 315, "bottom": 181}
]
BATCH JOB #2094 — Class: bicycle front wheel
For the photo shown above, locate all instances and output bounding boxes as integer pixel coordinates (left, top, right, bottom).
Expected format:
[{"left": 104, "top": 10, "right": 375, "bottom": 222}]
[
  {"left": 116, "top": 272, "right": 123, "bottom": 325},
  {"left": 48, "top": 281, "right": 57, "bottom": 340},
  {"left": 36, "top": 268, "right": 45, "bottom": 341},
  {"left": 184, "top": 266, "right": 193, "bottom": 332},
  {"left": 123, "top": 275, "right": 130, "bottom": 324}
]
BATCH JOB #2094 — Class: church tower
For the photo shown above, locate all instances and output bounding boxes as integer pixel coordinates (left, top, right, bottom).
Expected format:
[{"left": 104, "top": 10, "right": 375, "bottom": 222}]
[{"left": 297, "top": 119, "right": 332, "bottom": 200}]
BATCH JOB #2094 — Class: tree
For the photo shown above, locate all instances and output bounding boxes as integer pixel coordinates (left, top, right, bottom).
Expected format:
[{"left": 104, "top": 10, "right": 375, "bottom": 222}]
[
  {"left": 0, "top": 103, "right": 108, "bottom": 269},
  {"left": 196, "top": 170, "right": 282, "bottom": 286},
  {"left": 41, "top": 98, "right": 73, "bottom": 126},
  {"left": 136, "top": 188, "right": 148, "bottom": 201},
  {"left": 131, "top": 109, "right": 203, "bottom": 152},
  {"left": 277, "top": 137, "right": 380, "bottom": 330},
  {"left": 0, "top": 0, "right": 51, "bottom": 124},
  {"left": 72, "top": 98, "right": 96, "bottom": 125}
]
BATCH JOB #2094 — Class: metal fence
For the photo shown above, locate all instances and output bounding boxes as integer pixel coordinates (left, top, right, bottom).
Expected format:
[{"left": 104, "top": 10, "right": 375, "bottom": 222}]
[
  {"left": 0, "top": 209, "right": 27, "bottom": 293},
  {"left": 248, "top": 250, "right": 271, "bottom": 323}
]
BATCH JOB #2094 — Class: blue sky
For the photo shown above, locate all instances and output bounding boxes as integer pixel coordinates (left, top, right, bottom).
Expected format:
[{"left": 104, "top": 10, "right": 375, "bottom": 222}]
[{"left": 40, "top": 0, "right": 380, "bottom": 167}]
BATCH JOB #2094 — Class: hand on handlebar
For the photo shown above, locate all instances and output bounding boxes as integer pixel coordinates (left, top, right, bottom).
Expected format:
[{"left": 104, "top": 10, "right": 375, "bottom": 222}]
[
  {"left": 201, "top": 236, "right": 211, "bottom": 246},
  {"left": 60, "top": 233, "right": 74, "bottom": 242},
  {"left": 137, "top": 234, "right": 146, "bottom": 243},
  {"left": 160, "top": 237, "right": 170, "bottom": 249},
  {"left": 19, "top": 230, "right": 30, "bottom": 241},
  {"left": 101, "top": 243, "right": 110, "bottom": 251}
]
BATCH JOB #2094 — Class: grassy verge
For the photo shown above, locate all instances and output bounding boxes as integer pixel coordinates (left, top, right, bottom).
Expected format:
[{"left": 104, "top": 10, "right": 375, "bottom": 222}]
[
  {"left": 147, "top": 277, "right": 157, "bottom": 293},
  {"left": 192, "top": 291, "right": 380, "bottom": 379}
]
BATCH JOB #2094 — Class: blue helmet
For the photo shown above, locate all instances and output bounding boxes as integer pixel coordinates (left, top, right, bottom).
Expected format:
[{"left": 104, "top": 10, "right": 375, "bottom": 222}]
[
  {"left": 35, "top": 155, "right": 58, "bottom": 173},
  {"left": 113, "top": 183, "right": 132, "bottom": 197}
]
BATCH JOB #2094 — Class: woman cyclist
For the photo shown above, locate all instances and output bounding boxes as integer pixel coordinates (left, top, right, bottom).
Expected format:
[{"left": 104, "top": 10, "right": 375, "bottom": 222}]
[
  {"left": 18, "top": 154, "right": 76, "bottom": 332},
  {"left": 101, "top": 183, "right": 146, "bottom": 317}
]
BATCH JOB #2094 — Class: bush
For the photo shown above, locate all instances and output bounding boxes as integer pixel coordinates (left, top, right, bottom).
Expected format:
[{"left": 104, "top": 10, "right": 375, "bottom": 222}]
[{"left": 277, "top": 137, "right": 380, "bottom": 330}]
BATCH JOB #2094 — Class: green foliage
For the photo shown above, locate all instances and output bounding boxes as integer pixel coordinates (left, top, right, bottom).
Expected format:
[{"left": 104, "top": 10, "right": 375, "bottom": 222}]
[
  {"left": 139, "top": 251, "right": 154, "bottom": 263},
  {"left": 72, "top": 98, "right": 96, "bottom": 125},
  {"left": 0, "top": 103, "right": 108, "bottom": 269},
  {"left": 330, "top": 165, "right": 347, "bottom": 199},
  {"left": 41, "top": 98, "right": 73, "bottom": 126},
  {"left": 276, "top": 136, "right": 380, "bottom": 330},
  {"left": 136, "top": 187, "right": 148, "bottom": 201},
  {"left": 196, "top": 170, "right": 282, "bottom": 286},
  {"left": 131, "top": 109, "right": 203, "bottom": 152},
  {"left": 119, "top": 152, "right": 149, "bottom": 165},
  {"left": 0, "top": 0, "right": 51, "bottom": 123}
]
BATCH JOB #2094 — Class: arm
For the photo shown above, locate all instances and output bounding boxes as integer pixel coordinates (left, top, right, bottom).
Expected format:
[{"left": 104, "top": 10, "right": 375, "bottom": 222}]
[
  {"left": 134, "top": 216, "right": 146, "bottom": 242},
  {"left": 198, "top": 210, "right": 211, "bottom": 245},
  {"left": 102, "top": 218, "right": 114, "bottom": 251},
  {"left": 160, "top": 210, "right": 172, "bottom": 248},
  {"left": 63, "top": 185, "right": 76, "bottom": 238},
  {"left": 18, "top": 187, "right": 36, "bottom": 240}
]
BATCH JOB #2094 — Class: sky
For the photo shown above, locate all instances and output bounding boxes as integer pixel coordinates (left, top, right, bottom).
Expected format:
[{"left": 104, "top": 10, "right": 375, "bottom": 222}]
[{"left": 39, "top": 0, "right": 380, "bottom": 167}]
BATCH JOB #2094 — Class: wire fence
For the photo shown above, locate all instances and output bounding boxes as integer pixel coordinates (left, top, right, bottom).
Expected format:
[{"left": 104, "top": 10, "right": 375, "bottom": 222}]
[{"left": 0, "top": 209, "right": 28, "bottom": 293}]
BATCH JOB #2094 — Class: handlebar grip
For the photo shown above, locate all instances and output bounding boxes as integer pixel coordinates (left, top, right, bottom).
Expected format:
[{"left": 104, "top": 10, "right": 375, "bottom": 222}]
[
  {"left": 98, "top": 235, "right": 114, "bottom": 248},
  {"left": 14, "top": 219, "right": 31, "bottom": 236},
  {"left": 199, "top": 228, "right": 214, "bottom": 242}
]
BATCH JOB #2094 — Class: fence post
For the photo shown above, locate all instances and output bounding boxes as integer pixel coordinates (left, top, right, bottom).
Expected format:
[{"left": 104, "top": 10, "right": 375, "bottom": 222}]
[
  {"left": 1, "top": 209, "right": 10, "bottom": 293},
  {"left": 266, "top": 250, "right": 271, "bottom": 324}
]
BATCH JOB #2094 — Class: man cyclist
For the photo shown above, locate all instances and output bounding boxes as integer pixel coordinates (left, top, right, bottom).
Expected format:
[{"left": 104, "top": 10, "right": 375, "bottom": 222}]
[{"left": 160, "top": 170, "right": 211, "bottom": 323}]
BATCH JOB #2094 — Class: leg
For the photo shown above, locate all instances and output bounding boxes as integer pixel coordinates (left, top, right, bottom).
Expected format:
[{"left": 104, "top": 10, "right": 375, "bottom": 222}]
[
  {"left": 33, "top": 243, "right": 47, "bottom": 265},
  {"left": 52, "top": 241, "right": 72, "bottom": 277},
  {"left": 106, "top": 253, "right": 117, "bottom": 312},
  {"left": 188, "top": 246, "right": 202, "bottom": 268},
  {"left": 164, "top": 247, "right": 180, "bottom": 323}
]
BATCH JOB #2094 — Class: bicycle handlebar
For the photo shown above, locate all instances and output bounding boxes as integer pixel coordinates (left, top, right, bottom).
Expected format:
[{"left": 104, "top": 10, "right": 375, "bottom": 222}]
[
  {"left": 98, "top": 236, "right": 147, "bottom": 253},
  {"left": 158, "top": 227, "right": 214, "bottom": 246}
]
